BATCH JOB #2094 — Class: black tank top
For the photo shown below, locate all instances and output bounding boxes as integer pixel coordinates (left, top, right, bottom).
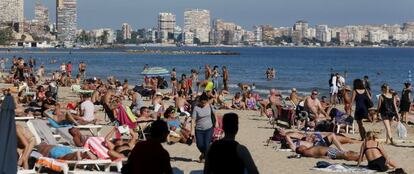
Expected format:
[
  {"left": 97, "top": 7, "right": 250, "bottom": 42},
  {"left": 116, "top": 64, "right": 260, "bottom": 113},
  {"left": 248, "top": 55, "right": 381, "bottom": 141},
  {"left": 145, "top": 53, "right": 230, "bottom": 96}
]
[
  {"left": 380, "top": 94, "right": 395, "bottom": 115},
  {"left": 208, "top": 140, "right": 244, "bottom": 174}
]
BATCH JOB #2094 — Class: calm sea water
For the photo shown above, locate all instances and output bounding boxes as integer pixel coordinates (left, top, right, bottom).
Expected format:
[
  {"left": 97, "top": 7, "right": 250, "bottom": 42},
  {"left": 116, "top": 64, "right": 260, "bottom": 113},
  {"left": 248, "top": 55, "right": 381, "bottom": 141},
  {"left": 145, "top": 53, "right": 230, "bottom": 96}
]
[{"left": 1, "top": 47, "right": 414, "bottom": 97}]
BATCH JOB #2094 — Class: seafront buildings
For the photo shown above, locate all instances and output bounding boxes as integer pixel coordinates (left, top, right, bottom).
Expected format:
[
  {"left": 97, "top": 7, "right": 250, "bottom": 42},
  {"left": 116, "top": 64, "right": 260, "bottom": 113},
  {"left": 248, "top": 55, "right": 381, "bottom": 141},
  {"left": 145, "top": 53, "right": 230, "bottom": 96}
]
[
  {"left": 121, "top": 23, "right": 132, "bottom": 40},
  {"left": 0, "top": 0, "right": 24, "bottom": 32},
  {"left": 1, "top": 2, "right": 414, "bottom": 47},
  {"left": 211, "top": 19, "right": 246, "bottom": 45},
  {"left": 56, "top": 0, "right": 77, "bottom": 47},
  {"left": 35, "top": 0, "right": 49, "bottom": 26},
  {"left": 315, "top": 25, "right": 331, "bottom": 43},
  {"left": 184, "top": 9, "right": 211, "bottom": 44},
  {"left": 158, "top": 13, "right": 176, "bottom": 43}
]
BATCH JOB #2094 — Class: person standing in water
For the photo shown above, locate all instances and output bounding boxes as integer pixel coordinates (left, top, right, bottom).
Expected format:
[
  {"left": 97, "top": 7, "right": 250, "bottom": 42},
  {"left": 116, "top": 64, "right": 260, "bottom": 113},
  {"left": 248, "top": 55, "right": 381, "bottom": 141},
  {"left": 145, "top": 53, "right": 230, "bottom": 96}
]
[
  {"left": 171, "top": 68, "right": 177, "bottom": 95},
  {"left": 222, "top": 66, "right": 229, "bottom": 91},
  {"left": 205, "top": 64, "right": 211, "bottom": 80}
]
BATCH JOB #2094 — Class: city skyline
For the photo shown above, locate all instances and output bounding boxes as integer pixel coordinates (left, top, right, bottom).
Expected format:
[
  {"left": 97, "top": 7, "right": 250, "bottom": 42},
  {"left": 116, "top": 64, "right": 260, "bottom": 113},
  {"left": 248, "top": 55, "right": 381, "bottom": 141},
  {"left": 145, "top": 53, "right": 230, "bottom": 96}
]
[{"left": 24, "top": 0, "right": 414, "bottom": 30}]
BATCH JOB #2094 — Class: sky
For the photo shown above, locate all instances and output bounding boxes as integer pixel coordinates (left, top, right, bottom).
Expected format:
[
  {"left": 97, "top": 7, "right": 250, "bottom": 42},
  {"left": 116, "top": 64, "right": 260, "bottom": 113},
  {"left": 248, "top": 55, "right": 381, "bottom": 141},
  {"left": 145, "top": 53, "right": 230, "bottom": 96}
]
[{"left": 24, "top": 0, "right": 414, "bottom": 30}]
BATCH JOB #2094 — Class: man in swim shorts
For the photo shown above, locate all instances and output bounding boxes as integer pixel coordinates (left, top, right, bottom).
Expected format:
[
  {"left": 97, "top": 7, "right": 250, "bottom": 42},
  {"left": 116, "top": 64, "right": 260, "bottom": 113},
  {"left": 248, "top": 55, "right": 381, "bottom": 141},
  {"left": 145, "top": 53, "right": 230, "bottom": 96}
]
[{"left": 296, "top": 145, "right": 359, "bottom": 161}]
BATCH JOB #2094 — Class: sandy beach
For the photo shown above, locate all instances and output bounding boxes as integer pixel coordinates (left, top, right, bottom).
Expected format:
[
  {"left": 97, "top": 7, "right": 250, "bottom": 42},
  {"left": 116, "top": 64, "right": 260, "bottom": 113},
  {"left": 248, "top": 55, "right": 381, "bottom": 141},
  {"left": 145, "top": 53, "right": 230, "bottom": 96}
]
[{"left": 15, "top": 84, "right": 411, "bottom": 174}]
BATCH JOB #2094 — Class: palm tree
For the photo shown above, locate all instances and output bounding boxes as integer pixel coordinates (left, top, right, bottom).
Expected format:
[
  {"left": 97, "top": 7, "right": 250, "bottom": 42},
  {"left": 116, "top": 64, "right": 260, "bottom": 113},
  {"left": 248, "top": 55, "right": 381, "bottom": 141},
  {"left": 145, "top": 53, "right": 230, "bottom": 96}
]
[{"left": 99, "top": 31, "right": 109, "bottom": 45}]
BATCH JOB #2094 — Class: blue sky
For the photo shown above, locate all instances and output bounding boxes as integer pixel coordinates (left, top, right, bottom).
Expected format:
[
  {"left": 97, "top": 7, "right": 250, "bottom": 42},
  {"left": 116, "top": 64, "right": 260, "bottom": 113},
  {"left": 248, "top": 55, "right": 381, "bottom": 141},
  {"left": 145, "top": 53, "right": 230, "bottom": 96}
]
[{"left": 25, "top": 0, "right": 414, "bottom": 30}]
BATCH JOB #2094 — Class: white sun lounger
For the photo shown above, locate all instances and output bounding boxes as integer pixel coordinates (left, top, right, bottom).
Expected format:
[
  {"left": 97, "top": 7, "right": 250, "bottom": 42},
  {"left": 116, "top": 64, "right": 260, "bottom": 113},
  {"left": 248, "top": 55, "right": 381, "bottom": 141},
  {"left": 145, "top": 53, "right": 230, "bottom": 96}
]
[
  {"left": 75, "top": 125, "right": 103, "bottom": 136},
  {"left": 15, "top": 116, "right": 35, "bottom": 121}
]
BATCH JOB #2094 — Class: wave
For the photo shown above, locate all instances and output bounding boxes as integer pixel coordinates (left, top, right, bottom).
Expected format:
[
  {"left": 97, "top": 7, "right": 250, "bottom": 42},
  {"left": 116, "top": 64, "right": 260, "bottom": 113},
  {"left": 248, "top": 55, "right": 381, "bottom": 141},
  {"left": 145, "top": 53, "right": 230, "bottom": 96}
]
[{"left": 227, "top": 83, "right": 311, "bottom": 97}]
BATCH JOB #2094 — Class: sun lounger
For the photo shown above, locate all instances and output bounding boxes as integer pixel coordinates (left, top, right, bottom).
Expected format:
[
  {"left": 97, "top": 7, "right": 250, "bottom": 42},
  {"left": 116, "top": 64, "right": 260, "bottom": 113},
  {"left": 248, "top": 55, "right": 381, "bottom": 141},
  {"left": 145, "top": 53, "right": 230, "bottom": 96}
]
[
  {"left": 71, "top": 85, "right": 94, "bottom": 95},
  {"left": 75, "top": 125, "right": 103, "bottom": 136},
  {"left": 15, "top": 116, "right": 35, "bottom": 122},
  {"left": 68, "top": 171, "right": 121, "bottom": 174},
  {"left": 17, "top": 169, "right": 36, "bottom": 174},
  {"left": 66, "top": 159, "right": 113, "bottom": 172},
  {"left": 27, "top": 120, "right": 60, "bottom": 145},
  {"left": 35, "top": 153, "right": 121, "bottom": 174}
]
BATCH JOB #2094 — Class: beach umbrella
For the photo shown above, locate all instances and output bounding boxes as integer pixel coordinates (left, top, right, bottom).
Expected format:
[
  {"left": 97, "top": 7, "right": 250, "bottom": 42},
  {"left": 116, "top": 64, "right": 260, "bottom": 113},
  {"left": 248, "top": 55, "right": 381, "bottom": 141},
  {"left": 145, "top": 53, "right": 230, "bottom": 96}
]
[
  {"left": 0, "top": 95, "right": 17, "bottom": 174},
  {"left": 141, "top": 67, "right": 170, "bottom": 77}
]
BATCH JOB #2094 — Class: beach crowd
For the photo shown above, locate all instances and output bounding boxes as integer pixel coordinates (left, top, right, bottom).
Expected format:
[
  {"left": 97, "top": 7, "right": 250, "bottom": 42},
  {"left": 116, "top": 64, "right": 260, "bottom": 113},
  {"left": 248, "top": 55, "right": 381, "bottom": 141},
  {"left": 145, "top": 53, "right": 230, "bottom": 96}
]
[{"left": 0, "top": 55, "right": 410, "bottom": 174}]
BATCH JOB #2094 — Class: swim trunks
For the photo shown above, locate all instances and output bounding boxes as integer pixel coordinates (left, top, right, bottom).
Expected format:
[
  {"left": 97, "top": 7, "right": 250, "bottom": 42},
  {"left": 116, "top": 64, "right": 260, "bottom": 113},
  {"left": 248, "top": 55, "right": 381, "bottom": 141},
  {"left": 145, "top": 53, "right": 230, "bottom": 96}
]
[
  {"left": 49, "top": 146, "right": 73, "bottom": 158},
  {"left": 326, "top": 147, "right": 342, "bottom": 159}
]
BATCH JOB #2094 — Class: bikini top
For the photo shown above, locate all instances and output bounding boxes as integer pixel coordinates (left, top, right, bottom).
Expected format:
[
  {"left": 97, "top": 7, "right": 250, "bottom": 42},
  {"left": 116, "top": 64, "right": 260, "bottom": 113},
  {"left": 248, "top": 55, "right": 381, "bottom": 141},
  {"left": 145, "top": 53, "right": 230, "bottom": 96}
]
[{"left": 364, "top": 142, "right": 380, "bottom": 153}]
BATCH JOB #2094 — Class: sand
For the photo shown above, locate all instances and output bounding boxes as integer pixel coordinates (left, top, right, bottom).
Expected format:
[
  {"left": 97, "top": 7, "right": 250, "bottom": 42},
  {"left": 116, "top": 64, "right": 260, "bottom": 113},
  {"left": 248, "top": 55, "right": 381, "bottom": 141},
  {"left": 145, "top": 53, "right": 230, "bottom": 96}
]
[{"left": 9, "top": 84, "right": 414, "bottom": 174}]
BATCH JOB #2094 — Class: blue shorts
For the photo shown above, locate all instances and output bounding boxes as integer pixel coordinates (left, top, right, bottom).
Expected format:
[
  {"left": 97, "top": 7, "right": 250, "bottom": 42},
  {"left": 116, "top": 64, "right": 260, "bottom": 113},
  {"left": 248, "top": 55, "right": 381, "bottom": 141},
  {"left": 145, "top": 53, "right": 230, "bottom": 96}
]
[{"left": 49, "top": 146, "right": 73, "bottom": 158}]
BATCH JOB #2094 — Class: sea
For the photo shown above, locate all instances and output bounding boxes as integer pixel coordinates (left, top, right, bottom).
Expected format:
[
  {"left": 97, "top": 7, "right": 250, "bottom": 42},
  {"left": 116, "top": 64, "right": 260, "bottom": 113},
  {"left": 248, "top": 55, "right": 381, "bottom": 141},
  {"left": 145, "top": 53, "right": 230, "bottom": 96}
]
[{"left": 1, "top": 47, "right": 414, "bottom": 98}]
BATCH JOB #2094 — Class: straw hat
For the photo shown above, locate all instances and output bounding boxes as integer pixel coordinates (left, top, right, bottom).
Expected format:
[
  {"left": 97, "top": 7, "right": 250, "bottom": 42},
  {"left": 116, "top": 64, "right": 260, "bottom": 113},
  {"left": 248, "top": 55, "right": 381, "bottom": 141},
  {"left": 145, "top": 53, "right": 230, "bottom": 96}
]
[
  {"left": 344, "top": 85, "right": 351, "bottom": 91},
  {"left": 291, "top": 88, "right": 297, "bottom": 92}
]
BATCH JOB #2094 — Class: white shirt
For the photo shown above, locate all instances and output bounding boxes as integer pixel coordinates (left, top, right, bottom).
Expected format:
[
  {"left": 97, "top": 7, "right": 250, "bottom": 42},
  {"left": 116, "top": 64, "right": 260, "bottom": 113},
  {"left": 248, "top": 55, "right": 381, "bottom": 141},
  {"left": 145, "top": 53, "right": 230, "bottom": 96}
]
[
  {"left": 338, "top": 76, "right": 345, "bottom": 88},
  {"left": 331, "top": 76, "right": 337, "bottom": 88},
  {"left": 81, "top": 99, "right": 95, "bottom": 122}
]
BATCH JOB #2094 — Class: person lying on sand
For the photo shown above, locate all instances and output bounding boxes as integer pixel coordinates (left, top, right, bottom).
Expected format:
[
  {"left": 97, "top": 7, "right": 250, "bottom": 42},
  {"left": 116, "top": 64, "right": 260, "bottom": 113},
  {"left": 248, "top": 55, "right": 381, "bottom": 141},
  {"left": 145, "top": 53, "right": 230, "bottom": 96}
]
[
  {"left": 272, "top": 128, "right": 360, "bottom": 151},
  {"left": 296, "top": 145, "right": 360, "bottom": 161}
]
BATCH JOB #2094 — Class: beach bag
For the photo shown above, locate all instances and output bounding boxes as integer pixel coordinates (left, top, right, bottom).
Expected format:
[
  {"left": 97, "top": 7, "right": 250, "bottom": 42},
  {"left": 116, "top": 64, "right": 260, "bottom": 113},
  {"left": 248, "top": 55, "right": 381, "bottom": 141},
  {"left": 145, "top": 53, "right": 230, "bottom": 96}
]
[
  {"left": 397, "top": 122, "right": 407, "bottom": 139},
  {"left": 212, "top": 127, "right": 224, "bottom": 142}
]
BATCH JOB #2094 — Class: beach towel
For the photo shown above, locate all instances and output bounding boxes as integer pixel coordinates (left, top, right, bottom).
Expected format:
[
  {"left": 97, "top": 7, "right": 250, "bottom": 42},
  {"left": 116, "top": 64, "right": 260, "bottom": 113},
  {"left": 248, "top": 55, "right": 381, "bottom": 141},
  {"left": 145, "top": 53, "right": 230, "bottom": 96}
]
[
  {"left": 83, "top": 137, "right": 110, "bottom": 159},
  {"left": 47, "top": 118, "right": 73, "bottom": 128},
  {"left": 312, "top": 164, "right": 375, "bottom": 173},
  {"left": 116, "top": 104, "right": 137, "bottom": 129},
  {"left": 36, "top": 157, "right": 68, "bottom": 173},
  {"left": 124, "top": 105, "right": 137, "bottom": 122}
]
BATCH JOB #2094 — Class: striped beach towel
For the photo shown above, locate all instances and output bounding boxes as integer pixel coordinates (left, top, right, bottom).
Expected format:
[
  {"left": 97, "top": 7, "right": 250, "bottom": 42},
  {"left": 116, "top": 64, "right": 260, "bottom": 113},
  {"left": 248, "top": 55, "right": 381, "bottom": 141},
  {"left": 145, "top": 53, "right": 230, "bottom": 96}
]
[{"left": 83, "top": 137, "right": 110, "bottom": 159}]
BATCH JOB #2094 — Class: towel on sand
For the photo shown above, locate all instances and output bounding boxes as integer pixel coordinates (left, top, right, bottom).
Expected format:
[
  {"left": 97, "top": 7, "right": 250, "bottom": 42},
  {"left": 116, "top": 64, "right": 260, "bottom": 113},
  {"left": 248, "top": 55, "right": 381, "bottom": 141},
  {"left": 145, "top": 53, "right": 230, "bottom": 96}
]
[{"left": 312, "top": 164, "right": 375, "bottom": 173}]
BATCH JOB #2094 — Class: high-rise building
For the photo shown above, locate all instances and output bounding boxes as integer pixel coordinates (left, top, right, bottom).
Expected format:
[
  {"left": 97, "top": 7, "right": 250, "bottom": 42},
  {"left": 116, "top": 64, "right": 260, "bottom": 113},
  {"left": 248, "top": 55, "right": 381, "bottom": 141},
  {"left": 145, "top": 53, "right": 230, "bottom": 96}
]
[
  {"left": 0, "top": 0, "right": 24, "bottom": 32},
  {"left": 35, "top": 0, "right": 49, "bottom": 26},
  {"left": 315, "top": 25, "right": 331, "bottom": 43},
  {"left": 211, "top": 18, "right": 244, "bottom": 45},
  {"left": 56, "top": 0, "right": 77, "bottom": 47},
  {"left": 368, "top": 30, "right": 389, "bottom": 43},
  {"left": 292, "top": 20, "right": 309, "bottom": 44},
  {"left": 158, "top": 13, "right": 176, "bottom": 43},
  {"left": 403, "top": 22, "right": 414, "bottom": 32},
  {"left": 122, "top": 23, "right": 132, "bottom": 40},
  {"left": 184, "top": 9, "right": 211, "bottom": 43},
  {"left": 253, "top": 26, "right": 263, "bottom": 43}
]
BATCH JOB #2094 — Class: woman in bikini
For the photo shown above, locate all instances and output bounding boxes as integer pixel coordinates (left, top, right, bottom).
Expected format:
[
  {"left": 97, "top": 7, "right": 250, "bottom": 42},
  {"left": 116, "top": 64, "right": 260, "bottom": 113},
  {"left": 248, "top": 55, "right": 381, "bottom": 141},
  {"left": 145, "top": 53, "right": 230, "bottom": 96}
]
[
  {"left": 357, "top": 131, "right": 397, "bottom": 172},
  {"left": 232, "top": 92, "right": 245, "bottom": 110}
]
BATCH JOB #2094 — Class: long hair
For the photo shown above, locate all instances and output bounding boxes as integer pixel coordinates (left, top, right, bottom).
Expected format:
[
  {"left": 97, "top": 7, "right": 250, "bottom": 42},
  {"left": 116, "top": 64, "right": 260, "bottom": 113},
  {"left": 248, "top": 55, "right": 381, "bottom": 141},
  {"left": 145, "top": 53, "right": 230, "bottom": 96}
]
[{"left": 353, "top": 79, "right": 365, "bottom": 90}]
